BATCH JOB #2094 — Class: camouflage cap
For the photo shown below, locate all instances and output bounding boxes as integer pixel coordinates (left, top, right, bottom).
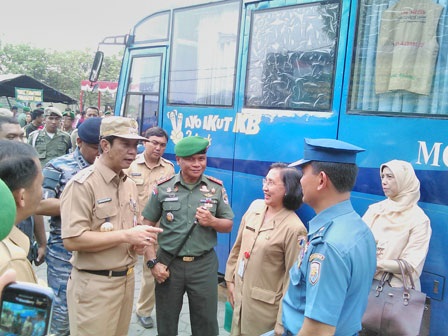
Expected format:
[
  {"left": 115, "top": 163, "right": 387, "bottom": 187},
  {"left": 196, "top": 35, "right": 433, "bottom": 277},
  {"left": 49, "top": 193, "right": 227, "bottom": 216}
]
[
  {"left": 100, "top": 116, "right": 148, "bottom": 141},
  {"left": 174, "top": 136, "right": 209, "bottom": 157},
  {"left": 0, "top": 178, "right": 16, "bottom": 240},
  {"left": 44, "top": 107, "right": 62, "bottom": 117}
]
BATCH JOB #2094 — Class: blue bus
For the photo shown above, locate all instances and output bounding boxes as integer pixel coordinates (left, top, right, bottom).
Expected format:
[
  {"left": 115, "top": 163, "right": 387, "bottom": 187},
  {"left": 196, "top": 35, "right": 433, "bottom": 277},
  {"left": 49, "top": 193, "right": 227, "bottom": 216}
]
[{"left": 99, "top": 0, "right": 448, "bottom": 332}]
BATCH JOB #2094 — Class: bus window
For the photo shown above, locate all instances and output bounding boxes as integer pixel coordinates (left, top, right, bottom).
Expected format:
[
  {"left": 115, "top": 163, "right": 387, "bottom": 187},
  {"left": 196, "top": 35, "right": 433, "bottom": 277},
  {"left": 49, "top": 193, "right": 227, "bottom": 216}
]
[
  {"left": 124, "top": 55, "right": 162, "bottom": 133},
  {"left": 244, "top": 1, "right": 340, "bottom": 111},
  {"left": 349, "top": 0, "right": 448, "bottom": 116},
  {"left": 134, "top": 11, "right": 170, "bottom": 43},
  {"left": 168, "top": 1, "right": 240, "bottom": 106}
]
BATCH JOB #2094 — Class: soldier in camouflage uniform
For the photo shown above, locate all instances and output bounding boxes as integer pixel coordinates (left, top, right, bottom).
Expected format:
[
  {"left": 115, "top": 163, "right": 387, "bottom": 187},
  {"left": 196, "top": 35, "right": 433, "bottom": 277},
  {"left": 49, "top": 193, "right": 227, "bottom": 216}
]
[
  {"left": 28, "top": 107, "right": 71, "bottom": 167},
  {"left": 41, "top": 117, "right": 102, "bottom": 335}
]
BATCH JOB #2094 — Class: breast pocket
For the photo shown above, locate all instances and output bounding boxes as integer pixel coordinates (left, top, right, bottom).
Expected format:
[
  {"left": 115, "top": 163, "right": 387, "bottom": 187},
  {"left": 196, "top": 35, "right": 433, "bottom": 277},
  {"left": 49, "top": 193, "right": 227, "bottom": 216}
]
[
  {"left": 162, "top": 202, "right": 181, "bottom": 212},
  {"left": 93, "top": 202, "right": 117, "bottom": 231},
  {"left": 35, "top": 141, "right": 47, "bottom": 159}
]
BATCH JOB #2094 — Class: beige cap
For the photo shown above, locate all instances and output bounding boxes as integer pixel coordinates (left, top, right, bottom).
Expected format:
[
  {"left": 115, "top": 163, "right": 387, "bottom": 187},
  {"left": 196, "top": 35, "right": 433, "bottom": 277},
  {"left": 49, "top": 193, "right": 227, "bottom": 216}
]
[
  {"left": 100, "top": 116, "right": 148, "bottom": 141},
  {"left": 44, "top": 107, "right": 62, "bottom": 117},
  {"left": 0, "top": 108, "right": 13, "bottom": 117}
]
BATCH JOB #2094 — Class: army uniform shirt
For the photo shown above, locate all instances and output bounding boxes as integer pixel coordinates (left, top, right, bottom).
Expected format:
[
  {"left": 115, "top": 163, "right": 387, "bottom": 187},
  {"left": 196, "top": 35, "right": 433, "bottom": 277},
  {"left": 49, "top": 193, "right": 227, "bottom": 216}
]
[
  {"left": 28, "top": 129, "right": 71, "bottom": 167},
  {"left": 61, "top": 158, "right": 139, "bottom": 270},
  {"left": 125, "top": 154, "right": 175, "bottom": 211},
  {"left": 143, "top": 173, "right": 234, "bottom": 256},
  {"left": 282, "top": 200, "right": 377, "bottom": 336}
]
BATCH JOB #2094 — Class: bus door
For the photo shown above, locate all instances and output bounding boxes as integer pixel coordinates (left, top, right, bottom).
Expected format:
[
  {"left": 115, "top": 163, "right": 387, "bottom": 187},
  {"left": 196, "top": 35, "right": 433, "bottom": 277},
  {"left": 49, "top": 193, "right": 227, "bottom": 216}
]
[
  {"left": 159, "top": 1, "right": 242, "bottom": 272},
  {"left": 339, "top": 0, "right": 448, "bottom": 331},
  {"left": 116, "top": 47, "right": 167, "bottom": 133},
  {"left": 229, "top": 0, "right": 353, "bottom": 243}
]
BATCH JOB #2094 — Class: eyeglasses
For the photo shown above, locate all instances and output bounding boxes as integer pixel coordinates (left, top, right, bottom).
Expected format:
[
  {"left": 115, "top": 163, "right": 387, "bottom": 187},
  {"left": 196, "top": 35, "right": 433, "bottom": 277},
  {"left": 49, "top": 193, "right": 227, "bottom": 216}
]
[
  {"left": 262, "top": 179, "right": 283, "bottom": 187},
  {"left": 149, "top": 140, "right": 167, "bottom": 148}
]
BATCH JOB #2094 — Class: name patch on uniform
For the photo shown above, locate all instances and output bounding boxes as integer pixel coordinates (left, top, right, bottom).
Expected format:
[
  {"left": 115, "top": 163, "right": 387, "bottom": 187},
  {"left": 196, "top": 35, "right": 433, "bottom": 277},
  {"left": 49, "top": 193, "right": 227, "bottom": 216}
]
[
  {"left": 309, "top": 261, "right": 321, "bottom": 285},
  {"left": 130, "top": 173, "right": 142, "bottom": 176},
  {"left": 309, "top": 253, "right": 325, "bottom": 262},
  {"left": 97, "top": 198, "right": 112, "bottom": 204},
  {"left": 164, "top": 197, "right": 179, "bottom": 202}
]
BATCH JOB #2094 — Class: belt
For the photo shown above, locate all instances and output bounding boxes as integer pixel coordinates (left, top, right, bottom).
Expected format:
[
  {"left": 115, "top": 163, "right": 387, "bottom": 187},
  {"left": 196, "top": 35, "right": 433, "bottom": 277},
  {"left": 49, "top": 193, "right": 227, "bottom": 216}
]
[
  {"left": 80, "top": 266, "right": 134, "bottom": 277},
  {"left": 163, "top": 249, "right": 212, "bottom": 262}
]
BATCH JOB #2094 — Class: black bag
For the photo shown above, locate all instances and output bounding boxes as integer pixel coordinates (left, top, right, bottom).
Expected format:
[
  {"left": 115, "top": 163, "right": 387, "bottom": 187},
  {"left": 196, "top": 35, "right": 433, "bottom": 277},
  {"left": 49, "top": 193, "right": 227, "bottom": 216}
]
[{"left": 361, "top": 259, "right": 431, "bottom": 336}]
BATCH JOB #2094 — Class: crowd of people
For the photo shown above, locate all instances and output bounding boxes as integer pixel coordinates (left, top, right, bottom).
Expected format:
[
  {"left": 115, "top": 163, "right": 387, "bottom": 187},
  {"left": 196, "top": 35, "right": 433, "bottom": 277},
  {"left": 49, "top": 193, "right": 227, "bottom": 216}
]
[{"left": 0, "top": 103, "right": 432, "bottom": 336}]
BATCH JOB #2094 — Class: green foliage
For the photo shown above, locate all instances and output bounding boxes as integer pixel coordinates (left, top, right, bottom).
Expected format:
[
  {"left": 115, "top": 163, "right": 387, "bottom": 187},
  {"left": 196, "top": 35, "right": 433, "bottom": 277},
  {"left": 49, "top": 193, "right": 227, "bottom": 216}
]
[{"left": 0, "top": 41, "right": 122, "bottom": 109}]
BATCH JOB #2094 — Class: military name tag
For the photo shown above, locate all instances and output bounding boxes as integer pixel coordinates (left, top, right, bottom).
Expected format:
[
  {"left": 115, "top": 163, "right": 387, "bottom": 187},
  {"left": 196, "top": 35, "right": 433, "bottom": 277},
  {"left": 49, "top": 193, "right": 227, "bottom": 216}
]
[
  {"left": 97, "top": 198, "right": 112, "bottom": 204},
  {"left": 164, "top": 197, "right": 179, "bottom": 202}
]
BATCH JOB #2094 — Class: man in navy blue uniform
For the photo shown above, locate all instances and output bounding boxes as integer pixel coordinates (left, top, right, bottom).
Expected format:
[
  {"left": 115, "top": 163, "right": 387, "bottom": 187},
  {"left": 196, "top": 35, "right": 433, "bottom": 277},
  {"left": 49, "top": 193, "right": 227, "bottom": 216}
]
[{"left": 280, "top": 138, "right": 376, "bottom": 336}]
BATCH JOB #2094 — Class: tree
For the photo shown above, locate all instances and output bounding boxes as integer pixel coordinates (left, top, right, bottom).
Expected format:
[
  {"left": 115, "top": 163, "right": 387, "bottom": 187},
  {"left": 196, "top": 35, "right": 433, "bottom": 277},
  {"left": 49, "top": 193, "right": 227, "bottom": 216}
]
[{"left": 0, "top": 41, "right": 122, "bottom": 110}]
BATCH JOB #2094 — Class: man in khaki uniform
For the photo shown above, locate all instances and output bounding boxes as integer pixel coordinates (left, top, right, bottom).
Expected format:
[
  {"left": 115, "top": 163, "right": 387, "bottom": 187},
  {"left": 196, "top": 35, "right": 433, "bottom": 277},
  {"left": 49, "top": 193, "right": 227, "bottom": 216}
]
[
  {"left": 125, "top": 127, "right": 174, "bottom": 329},
  {"left": 60, "top": 117, "right": 162, "bottom": 336},
  {"left": 0, "top": 140, "right": 43, "bottom": 283}
]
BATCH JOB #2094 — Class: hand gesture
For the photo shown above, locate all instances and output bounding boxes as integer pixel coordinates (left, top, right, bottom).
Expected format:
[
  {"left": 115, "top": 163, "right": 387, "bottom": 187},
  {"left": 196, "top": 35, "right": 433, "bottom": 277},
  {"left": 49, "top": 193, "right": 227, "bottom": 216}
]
[
  {"left": 151, "top": 263, "right": 170, "bottom": 283},
  {"left": 195, "top": 206, "right": 215, "bottom": 227}
]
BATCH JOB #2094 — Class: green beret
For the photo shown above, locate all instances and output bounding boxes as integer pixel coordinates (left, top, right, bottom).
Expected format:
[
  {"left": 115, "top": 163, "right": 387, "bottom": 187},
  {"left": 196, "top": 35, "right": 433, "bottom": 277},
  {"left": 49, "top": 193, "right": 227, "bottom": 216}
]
[
  {"left": 175, "top": 136, "right": 209, "bottom": 157},
  {"left": 23, "top": 106, "right": 31, "bottom": 112},
  {"left": 104, "top": 110, "right": 111, "bottom": 115},
  {"left": 63, "top": 111, "right": 75, "bottom": 119},
  {"left": 0, "top": 179, "right": 16, "bottom": 240}
]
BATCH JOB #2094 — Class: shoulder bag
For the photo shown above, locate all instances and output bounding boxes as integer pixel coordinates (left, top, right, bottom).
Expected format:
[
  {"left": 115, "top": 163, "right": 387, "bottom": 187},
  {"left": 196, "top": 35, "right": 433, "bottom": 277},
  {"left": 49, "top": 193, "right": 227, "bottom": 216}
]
[{"left": 361, "top": 259, "right": 431, "bottom": 335}]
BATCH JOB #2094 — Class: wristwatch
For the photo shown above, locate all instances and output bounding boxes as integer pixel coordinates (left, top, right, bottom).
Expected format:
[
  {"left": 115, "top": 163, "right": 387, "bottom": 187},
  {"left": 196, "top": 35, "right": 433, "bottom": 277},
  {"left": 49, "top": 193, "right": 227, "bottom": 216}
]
[{"left": 146, "top": 259, "right": 159, "bottom": 269}]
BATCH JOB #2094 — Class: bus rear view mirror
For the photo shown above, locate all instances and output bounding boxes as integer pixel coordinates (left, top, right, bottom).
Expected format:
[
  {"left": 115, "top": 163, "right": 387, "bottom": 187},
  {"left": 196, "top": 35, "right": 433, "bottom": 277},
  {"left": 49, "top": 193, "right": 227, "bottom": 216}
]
[{"left": 89, "top": 51, "right": 104, "bottom": 83}]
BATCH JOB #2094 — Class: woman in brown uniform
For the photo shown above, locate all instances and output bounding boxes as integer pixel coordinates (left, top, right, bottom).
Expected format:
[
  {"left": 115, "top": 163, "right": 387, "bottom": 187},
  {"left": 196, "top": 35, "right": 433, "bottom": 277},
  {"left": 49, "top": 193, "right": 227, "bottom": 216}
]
[{"left": 225, "top": 163, "right": 307, "bottom": 336}]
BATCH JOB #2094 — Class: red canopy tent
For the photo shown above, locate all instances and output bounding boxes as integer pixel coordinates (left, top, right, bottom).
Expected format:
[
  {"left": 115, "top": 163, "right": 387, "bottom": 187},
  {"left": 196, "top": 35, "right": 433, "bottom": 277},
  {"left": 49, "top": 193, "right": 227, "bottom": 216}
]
[{"left": 80, "top": 80, "right": 118, "bottom": 111}]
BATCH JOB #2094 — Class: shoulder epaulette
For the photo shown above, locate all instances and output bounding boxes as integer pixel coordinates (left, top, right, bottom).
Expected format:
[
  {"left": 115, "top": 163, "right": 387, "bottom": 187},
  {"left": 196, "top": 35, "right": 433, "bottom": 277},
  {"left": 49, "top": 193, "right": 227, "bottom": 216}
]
[
  {"left": 73, "top": 166, "right": 94, "bottom": 184},
  {"left": 161, "top": 157, "right": 175, "bottom": 166},
  {"left": 205, "top": 175, "right": 223, "bottom": 185},
  {"left": 157, "top": 175, "right": 175, "bottom": 185}
]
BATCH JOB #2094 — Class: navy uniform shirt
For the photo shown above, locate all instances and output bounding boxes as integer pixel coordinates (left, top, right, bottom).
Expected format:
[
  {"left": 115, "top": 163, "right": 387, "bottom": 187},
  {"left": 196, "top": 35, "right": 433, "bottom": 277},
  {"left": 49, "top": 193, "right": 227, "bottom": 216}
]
[
  {"left": 43, "top": 148, "right": 91, "bottom": 263},
  {"left": 282, "top": 200, "right": 376, "bottom": 336}
]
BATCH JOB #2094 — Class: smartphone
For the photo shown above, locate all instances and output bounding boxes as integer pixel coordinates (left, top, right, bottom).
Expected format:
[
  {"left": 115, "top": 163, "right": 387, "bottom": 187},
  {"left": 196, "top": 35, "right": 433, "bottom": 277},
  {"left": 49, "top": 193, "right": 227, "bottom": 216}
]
[{"left": 0, "top": 282, "right": 53, "bottom": 336}]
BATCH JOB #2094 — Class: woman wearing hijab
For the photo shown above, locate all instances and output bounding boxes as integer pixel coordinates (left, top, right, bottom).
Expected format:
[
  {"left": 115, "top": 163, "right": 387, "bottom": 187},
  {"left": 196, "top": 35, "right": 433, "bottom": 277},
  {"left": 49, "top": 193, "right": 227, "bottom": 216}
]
[
  {"left": 225, "top": 163, "right": 307, "bottom": 336},
  {"left": 362, "top": 160, "right": 431, "bottom": 290}
]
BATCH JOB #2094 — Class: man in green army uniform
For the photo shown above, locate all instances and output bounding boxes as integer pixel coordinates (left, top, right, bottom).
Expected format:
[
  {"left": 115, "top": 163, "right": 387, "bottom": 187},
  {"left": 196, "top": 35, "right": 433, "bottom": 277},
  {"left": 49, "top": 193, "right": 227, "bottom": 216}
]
[
  {"left": 28, "top": 107, "right": 71, "bottom": 167},
  {"left": 142, "top": 135, "right": 234, "bottom": 336}
]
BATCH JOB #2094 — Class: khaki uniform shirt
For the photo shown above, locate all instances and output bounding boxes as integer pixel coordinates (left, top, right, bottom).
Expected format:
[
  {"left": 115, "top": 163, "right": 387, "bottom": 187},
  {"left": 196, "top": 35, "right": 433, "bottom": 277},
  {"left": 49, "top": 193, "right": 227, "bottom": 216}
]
[
  {"left": 225, "top": 200, "right": 307, "bottom": 335},
  {"left": 0, "top": 226, "right": 38, "bottom": 283},
  {"left": 125, "top": 154, "right": 175, "bottom": 211},
  {"left": 363, "top": 203, "right": 431, "bottom": 290},
  {"left": 61, "top": 158, "right": 140, "bottom": 271},
  {"left": 142, "top": 173, "right": 234, "bottom": 256},
  {"left": 28, "top": 129, "right": 71, "bottom": 167}
]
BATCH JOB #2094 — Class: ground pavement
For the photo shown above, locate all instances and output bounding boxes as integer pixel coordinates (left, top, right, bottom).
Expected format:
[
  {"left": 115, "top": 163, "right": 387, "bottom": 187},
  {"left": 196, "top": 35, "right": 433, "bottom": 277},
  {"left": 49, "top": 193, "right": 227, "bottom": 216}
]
[{"left": 33, "top": 255, "right": 230, "bottom": 336}]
